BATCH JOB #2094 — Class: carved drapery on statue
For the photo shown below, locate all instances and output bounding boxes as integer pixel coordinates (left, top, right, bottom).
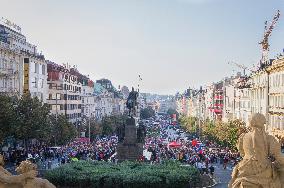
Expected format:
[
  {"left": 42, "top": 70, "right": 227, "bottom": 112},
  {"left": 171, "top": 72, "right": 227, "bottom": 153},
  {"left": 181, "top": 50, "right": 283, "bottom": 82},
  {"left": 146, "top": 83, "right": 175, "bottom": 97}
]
[
  {"left": 0, "top": 155, "right": 56, "bottom": 188},
  {"left": 229, "top": 113, "right": 284, "bottom": 188}
]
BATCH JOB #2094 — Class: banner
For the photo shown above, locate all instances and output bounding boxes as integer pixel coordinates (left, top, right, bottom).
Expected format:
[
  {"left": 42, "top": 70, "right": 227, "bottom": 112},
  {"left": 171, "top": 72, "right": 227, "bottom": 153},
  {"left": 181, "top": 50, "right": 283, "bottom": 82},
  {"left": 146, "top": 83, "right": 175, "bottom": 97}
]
[{"left": 23, "top": 58, "right": 29, "bottom": 94}]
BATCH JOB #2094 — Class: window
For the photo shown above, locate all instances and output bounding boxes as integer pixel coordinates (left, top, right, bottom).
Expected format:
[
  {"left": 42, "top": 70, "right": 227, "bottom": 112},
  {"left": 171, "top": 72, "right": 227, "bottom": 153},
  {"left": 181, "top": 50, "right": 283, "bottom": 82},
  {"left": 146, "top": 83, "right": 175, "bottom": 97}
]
[
  {"left": 42, "top": 64, "right": 46, "bottom": 75},
  {"left": 56, "top": 93, "right": 61, "bottom": 100},
  {"left": 38, "top": 79, "right": 43, "bottom": 88},
  {"left": 58, "top": 84, "right": 63, "bottom": 90},
  {"left": 34, "top": 63, "right": 39, "bottom": 73},
  {"left": 33, "top": 77, "right": 38, "bottom": 88}
]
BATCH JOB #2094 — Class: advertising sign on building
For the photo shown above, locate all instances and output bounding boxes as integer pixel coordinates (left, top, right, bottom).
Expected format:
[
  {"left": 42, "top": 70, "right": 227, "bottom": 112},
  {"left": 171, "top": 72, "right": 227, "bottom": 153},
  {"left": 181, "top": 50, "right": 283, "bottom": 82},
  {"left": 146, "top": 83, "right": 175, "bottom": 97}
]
[{"left": 23, "top": 58, "right": 29, "bottom": 94}]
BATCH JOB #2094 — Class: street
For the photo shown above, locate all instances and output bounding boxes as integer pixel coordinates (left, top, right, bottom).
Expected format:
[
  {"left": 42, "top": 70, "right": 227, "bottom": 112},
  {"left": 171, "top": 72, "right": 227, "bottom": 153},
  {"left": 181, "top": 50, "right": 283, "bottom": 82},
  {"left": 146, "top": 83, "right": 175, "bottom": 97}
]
[{"left": 213, "top": 163, "right": 233, "bottom": 188}]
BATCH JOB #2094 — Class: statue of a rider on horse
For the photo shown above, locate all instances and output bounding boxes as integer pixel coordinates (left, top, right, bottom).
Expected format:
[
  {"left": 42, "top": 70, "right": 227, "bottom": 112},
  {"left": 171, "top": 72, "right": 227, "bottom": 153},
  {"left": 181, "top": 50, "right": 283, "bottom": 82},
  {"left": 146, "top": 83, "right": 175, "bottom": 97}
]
[{"left": 126, "top": 87, "right": 139, "bottom": 117}]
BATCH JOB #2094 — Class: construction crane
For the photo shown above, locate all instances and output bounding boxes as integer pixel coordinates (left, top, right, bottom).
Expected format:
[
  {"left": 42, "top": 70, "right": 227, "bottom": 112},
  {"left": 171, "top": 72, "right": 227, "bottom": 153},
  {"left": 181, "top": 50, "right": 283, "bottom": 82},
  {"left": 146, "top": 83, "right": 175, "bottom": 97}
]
[
  {"left": 228, "top": 61, "right": 254, "bottom": 76},
  {"left": 259, "top": 10, "right": 280, "bottom": 65}
]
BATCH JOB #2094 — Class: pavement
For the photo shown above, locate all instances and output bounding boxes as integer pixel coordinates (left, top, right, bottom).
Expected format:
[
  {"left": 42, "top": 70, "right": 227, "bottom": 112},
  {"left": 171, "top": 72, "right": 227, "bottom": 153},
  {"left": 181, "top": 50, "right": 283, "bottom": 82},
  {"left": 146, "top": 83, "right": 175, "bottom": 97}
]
[{"left": 213, "top": 163, "right": 233, "bottom": 188}]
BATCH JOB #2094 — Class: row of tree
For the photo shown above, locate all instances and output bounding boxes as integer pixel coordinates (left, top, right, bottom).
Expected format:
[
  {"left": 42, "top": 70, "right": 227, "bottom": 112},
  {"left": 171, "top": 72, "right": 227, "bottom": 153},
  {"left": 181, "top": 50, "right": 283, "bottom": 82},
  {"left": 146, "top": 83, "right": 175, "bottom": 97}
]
[
  {"left": 179, "top": 115, "right": 248, "bottom": 150},
  {"left": 140, "top": 107, "right": 155, "bottom": 119},
  {"left": 88, "top": 115, "right": 128, "bottom": 139},
  {"left": 0, "top": 94, "right": 77, "bottom": 147}
]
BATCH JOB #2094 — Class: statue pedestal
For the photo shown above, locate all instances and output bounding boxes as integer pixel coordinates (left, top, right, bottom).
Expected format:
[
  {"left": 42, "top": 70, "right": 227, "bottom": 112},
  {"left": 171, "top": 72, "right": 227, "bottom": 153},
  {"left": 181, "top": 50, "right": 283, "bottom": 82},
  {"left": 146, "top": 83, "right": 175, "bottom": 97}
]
[{"left": 116, "top": 117, "right": 143, "bottom": 162}]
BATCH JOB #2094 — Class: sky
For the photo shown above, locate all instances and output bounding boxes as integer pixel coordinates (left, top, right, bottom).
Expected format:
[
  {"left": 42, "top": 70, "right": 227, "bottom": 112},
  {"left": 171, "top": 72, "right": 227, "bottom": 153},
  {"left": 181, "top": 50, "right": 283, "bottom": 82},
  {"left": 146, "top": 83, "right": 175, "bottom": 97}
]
[{"left": 1, "top": 0, "right": 284, "bottom": 94}]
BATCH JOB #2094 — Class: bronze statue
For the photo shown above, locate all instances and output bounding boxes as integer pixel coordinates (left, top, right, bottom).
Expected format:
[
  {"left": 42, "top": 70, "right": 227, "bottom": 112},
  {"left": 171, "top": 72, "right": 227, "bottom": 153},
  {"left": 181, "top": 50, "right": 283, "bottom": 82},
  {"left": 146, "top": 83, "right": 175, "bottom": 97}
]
[
  {"left": 229, "top": 113, "right": 284, "bottom": 188},
  {"left": 126, "top": 87, "right": 139, "bottom": 117}
]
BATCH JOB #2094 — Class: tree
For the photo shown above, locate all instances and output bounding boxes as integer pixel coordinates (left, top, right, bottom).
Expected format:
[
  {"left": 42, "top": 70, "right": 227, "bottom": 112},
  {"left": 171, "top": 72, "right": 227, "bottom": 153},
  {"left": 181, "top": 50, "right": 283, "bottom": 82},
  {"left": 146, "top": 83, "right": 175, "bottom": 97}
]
[
  {"left": 101, "top": 115, "right": 127, "bottom": 136},
  {"left": 179, "top": 115, "right": 198, "bottom": 133},
  {"left": 14, "top": 94, "right": 51, "bottom": 147},
  {"left": 201, "top": 118, "right": 248, "bottom": 150},
  {"left": 89, "top": 117, "right": 102, "bottom": 140},
  {"left": 49, "top": 114, "right": 77, "bottom": 146},
  {"left": 167, "top": 108, "right": 179, "bottom": 119},
  {"left": 140, "top": 107, "right": 155, "bottom": 119},
  {"left": 0, "top": 94, "right": 17, "bottom": 143}
]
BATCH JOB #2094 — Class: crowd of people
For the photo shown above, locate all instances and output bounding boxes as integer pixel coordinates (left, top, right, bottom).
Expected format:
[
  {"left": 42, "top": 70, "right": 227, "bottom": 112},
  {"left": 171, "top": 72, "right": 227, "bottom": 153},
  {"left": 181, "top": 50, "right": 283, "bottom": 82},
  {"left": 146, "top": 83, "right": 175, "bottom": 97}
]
[
  {"left": 2, "top": 137, "right": 118, "bottom": 169},
  {"left": 1, "top": 115, "right": 240, "bottom": 177},
  {"left": 143, "top": 117, "right": 240, "bottom": 176}
]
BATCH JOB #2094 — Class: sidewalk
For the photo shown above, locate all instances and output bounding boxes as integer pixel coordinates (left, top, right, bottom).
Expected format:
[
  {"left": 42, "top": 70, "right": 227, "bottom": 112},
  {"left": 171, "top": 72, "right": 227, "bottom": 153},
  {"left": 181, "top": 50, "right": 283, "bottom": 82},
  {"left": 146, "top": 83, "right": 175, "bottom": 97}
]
[{"left": 213, "top": 163, "right": 233, "bottom": 188}]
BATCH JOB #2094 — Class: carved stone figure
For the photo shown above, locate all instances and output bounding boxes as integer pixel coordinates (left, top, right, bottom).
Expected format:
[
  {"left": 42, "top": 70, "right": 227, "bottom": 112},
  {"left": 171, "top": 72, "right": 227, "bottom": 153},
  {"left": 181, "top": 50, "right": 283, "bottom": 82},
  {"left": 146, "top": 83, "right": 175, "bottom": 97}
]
[
  {"left": 0, "top": 154, "right": 36, "bottom": 188},
  {"left": 15, "top": 160, "right": 56, "bottom": 188},
  {"left": 229, "top": 113, "right": 284, "bottom": 188},
  {"left": 126, "top": 87, "right": 139, "bottom": 117}
]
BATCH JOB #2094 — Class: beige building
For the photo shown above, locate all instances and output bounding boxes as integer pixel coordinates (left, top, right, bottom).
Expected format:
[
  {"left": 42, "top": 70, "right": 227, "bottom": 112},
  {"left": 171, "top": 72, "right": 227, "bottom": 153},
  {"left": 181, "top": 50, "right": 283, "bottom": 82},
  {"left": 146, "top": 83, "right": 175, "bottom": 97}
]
[
  {"left": 235, "top": 77, "right": 252, "bottom": 126},
  {"left": 0, "top": 19, "right": 47, "bottom": 98},
  {"left": 267, "top": 57, "right": 284, "bottom": 137},
  {"left": 47, "top": 62, "right": 82, "bottom": 124},
  {"left": 0, "top": 42, "right": 22, "bottom": 94},
  {"left": 250, "top": 66, "right": 269, "bottom": 121}
]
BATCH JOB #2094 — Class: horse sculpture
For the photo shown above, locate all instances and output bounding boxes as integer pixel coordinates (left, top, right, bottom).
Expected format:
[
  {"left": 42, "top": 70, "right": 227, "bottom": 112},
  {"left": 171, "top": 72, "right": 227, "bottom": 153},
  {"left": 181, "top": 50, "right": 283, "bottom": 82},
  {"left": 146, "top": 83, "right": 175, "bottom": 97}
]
[{"left": 126, "top": 87, "right": 139, "bottom": 117}]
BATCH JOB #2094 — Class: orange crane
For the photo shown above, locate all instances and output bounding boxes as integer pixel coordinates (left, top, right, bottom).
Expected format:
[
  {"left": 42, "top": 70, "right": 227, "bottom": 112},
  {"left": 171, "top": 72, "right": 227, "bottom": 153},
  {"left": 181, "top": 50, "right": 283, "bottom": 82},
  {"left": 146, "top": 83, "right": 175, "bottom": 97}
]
[{"left": 259, "top": 10, "right": 280, "bottom": 65}]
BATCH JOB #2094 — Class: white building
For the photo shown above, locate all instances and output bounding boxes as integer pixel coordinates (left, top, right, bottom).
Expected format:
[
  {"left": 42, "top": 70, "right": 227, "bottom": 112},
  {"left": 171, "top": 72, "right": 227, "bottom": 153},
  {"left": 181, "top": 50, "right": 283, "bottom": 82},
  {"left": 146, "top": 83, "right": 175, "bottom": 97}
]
[
  {"left": 0, "top": 42, "right": 22, "bottom": 94},
  {"left": 0, "top": 18, "right": 47, "bottom": 98},
  {"left": 24, "top": 54, "right": 47, "bottom": 102},
  {"left": 267, "top": 57, "right": 284, "bottom": 134},
  {"left": 250, "top": 64, "right": 269, "bottom": 128},
  {"left": 236, "top": 77, "right": 252, "bottom": 126},
  {"left": 204, "top": 84, "right": 215, "bottom": 120},
  {"left": 81, "top": 80, "right": 96, "bottom": 118}
]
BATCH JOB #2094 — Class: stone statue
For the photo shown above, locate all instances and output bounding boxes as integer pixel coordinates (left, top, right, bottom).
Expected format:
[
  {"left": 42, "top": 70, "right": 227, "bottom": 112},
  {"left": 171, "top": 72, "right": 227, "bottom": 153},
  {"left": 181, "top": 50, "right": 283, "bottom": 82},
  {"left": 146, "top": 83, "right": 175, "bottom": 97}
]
[
  {"left": 15, "top": 160, "right": 56, "bottom": 188},
  {"left": 126, "top": 87, "right": 139, "bottom": 117},
  {"left": 137, "top": 122, "right": 146, "bottom": 143},
  {"left": 229, "top": 113, "right": 284, "bottom": 188},
  {"left": 0, "top": 154, "right": 36, "bottom": 188}
]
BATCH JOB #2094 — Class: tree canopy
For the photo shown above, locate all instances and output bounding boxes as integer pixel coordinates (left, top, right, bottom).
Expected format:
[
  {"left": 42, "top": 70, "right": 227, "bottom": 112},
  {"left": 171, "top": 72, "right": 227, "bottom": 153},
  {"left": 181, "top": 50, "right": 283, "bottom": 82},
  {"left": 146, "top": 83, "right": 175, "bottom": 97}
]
[
  {"left": 0, "top": 94, "right": 77, "bottom": 147},
  {"left": 140, "top": 107, "right": 155, "bottom": 119}
]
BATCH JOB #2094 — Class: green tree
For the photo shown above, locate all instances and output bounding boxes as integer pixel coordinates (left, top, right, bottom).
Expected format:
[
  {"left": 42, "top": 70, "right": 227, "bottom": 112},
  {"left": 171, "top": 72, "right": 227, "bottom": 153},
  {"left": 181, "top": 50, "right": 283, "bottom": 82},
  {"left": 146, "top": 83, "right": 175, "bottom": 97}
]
[
  {"left": 0, "top": 94, "right": 17, "bottom": 143},
  {"left": 14, "top": 94, "right": 51, "bottom": 147},
  {"left": 50, "top": 114, "right": 77, "bottom": 146},
  {"left": 101, "top": 115, "right": 127, "bottom": 136},
  {"left": 140, "top": 107, "right": 155, "bottom": 119},
  {"left": 167, "top": 108, "right": 179, "bottom": 119},
  {"left": 201, "top": 118, "right": 247, "bottom": 150},
  {"left": 179, "top": 115, "right": 198, "bottom": 133},
  {"left": 89, "top": 117, "right": 102, "bottom": 140}
]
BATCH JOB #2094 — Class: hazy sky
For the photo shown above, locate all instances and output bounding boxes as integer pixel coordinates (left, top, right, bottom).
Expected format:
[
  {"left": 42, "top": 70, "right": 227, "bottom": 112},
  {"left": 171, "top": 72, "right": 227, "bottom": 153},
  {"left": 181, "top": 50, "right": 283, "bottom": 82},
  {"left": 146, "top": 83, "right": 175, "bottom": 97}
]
[{"left": 1, "top": 0, "right": 284, "bottom": 94}]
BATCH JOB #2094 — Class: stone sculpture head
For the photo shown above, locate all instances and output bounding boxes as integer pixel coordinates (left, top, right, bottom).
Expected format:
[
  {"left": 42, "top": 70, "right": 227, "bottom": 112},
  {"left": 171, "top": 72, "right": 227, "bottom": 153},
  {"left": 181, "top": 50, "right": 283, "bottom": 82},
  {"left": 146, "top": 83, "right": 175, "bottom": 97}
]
[
  {"left": 249, "top": 113, "right": 266, "bottom": 129},
  {"left": 16, "top": 160, "right": 37, "bottom": 174},
  {"left": 0, "top": 154, "right": 4, "bottom": 166}
]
